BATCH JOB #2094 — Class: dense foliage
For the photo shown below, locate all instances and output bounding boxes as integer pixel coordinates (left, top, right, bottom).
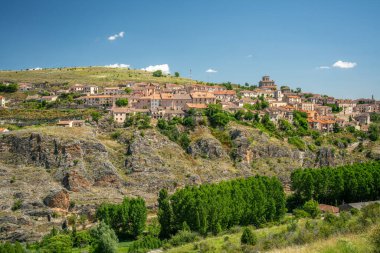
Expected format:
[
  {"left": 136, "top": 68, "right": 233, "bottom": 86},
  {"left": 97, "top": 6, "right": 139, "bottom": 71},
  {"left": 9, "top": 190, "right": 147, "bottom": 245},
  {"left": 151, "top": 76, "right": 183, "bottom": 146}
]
[
  {"left": 156, "top": 117, "right": 191, "bottom": 149},
  {"left": 158, "top": 176, "right": 286, "bottom": 238},
  {"left": 0, "top": 242, "right": 25, "bottom": 253},
  {"left": 96, "top": 197, "right": 147, "bottom": 239},
  {"left": 115, "top": 98, "right": 129, "bottom": 107},
  {"left": 291, "top": 162, "right": 380, "bottom": 205},
  {"left": 124, "top": 113, "right": 151, "bottom": 129},
  {"left": 241, "top": 227, "right": 257, "bottom": 245},
  {"left": 0, "top": 83, "right": 18, "bottom": 92}
]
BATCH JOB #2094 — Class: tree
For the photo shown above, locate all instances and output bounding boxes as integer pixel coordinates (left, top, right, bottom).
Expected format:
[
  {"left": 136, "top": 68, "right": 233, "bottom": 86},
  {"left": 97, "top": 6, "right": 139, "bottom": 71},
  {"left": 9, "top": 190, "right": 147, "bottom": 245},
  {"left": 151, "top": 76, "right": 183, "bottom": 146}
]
[
  {"left": 368, "top": 124, "right": 379, "bottom": 141},
  {"left": 90, "top": 221, "right": 118, "bottom": 253},
  {"left": 302, "top": 200, "right": 320, "bottom": 218},
  {"left": 91, "top": 111, "right": 101, "bottom": 123},
  {"left": 125, "top": 88, "right": 132, "bottom": 94},
  {"left": 158, "top": 189, "right": 173, "bottom": 239},
  {"left": 152, "top": 70, "right": 163, "bottom": 77},
  {"left": 115, "top": 98, "right": 128, "bottom": 107},
  {"left": 241, "top": 227, "right": 257, "bottom": 245},
  {"left": 174, "top": 72, "right": 180, "bottom": 77}
]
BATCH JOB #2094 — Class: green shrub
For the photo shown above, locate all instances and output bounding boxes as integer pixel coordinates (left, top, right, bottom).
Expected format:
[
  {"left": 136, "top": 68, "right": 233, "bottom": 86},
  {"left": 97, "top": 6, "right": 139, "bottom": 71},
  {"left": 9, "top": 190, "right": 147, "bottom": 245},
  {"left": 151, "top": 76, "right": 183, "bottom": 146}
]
[
  {"left": 42, "top": 234, "right": 73, "bottom": 253},
  {"left": 128, "top": 235, "right": 162, "bottom": 253},
  {"left": 11, "top": 199, "right": 23, "bottom": 211},
  {"left": 370, "top": 225, "right": 380, "bottom": 253},
  {"left": 302, "top": 200, "right": 320, "bottom": 218},
  {"left": 240, "top": 227, "right": 257, "bottom": 246},
  {"left": 288, "top": 136, "right": 306, "bottom": 150},
  {"left": 89, "top": 221, "right": 118, "bottom": 253},
  {"left": 168, "top": 230, "right": 200, "bottom": 247},
  {"left": 293, "top": 209, "right": 310, "bottom": 219}
]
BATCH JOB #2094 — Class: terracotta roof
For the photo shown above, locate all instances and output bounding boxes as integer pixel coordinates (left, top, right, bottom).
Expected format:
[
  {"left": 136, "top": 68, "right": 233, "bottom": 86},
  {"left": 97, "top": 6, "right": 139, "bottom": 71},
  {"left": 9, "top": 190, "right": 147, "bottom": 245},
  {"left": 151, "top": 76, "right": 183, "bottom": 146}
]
[
  {"left": 185, "top": 103, "right": 208, "bottom": 109},
  {"left": 78, "top": 95, "right": 113, "bottom": 99},
  {"left": 319, "top": 204, "right": 339, "bottom": 213},
  {"left": 214, "top": 90, "right": 236, "bottom": 95},
  {"left": 190, "top": 92, "right": 215, "bottom": 99}
]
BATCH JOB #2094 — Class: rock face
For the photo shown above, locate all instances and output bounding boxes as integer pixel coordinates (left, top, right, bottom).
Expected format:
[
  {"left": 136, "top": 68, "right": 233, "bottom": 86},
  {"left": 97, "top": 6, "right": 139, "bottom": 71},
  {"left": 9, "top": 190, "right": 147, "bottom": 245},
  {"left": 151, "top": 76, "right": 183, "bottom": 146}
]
[
  {"left": 0, "top": 124, "right": 373, "bottom": 242},
  {"left": 187, "top": 137, "right": 227, "bottom": 159},
  {"left": 0, "top": 130, "right": 121, "bottom": 190},
  {"left": 62, "top": 170, "right": 91, "bottom": 192},
  {"left": 43, "top": 189, "right": 70, "bottom": 210}
]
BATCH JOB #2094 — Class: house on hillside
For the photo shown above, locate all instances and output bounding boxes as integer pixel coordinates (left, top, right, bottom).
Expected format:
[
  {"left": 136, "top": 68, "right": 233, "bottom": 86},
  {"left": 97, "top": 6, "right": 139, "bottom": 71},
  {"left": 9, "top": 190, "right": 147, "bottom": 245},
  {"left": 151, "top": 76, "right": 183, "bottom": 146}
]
[
  {"left": 56, "top": 120, "right": 85, "bottom": 127},
  {"left": 213, "top": 90, "right": 237, "bottom": 102},
  {"left": 0, "top": 128, "right": 10, "bottom": 133},
  {"left": 19, "top": 83, "right": 33, "bottom": 91},
  {"left": 70, "top": 84, "right": 98, "bottom": 95},
  {"left": 40, "top": 95, "right": 58, "bottom": 102},
  {"left": 190, "top": 92, "right": 216, "bottom": 104},
  {"left": 258, "top": 76, "right": 278, "bottom": 90}
]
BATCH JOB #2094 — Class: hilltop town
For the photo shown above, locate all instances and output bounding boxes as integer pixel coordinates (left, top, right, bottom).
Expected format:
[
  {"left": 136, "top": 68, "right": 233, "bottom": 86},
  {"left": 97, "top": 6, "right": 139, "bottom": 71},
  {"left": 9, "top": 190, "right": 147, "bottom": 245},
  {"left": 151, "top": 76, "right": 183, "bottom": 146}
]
[{"left": 0, "top": 73, "right": 377, "bottom": 133}]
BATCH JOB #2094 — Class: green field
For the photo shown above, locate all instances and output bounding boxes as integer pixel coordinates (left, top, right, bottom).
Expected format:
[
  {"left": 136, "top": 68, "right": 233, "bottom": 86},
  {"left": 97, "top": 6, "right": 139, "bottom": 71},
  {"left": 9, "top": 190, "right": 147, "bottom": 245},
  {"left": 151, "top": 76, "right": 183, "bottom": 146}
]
[{"left": 0, "top": 67, "right": 196, "bottom": 87}]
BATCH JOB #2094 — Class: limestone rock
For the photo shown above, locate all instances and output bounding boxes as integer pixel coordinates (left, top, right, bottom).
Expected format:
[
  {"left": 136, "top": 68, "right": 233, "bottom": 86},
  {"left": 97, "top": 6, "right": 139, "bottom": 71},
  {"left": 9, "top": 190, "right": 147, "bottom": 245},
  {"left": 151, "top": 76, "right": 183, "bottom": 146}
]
[{"left": 43, "top": 189, "right": 70, "bottom": 210}]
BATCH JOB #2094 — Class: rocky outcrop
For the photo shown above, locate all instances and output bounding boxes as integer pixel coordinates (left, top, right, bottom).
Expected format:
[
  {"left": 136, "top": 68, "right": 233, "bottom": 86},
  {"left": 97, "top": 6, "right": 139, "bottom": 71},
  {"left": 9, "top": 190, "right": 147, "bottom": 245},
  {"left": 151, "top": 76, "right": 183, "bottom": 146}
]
[
  {"left": 43, "top": 189, "right": 70, "bottom": 210},
  {"left": 62, "top": 170, "right": 91, "bottom": 192},
  {"left": 187, "top": 137, "right": 227, "bottom": 159},
  {"left": 0, "top": 130, "right": 121, "bottom": 190}
]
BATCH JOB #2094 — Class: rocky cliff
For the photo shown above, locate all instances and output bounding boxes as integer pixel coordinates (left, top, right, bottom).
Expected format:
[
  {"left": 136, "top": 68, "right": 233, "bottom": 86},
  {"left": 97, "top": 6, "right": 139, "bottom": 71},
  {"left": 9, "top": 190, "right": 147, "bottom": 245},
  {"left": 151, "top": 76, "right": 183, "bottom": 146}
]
[{"left": 0, "top": 124, "right": 372, "bottom": 241}]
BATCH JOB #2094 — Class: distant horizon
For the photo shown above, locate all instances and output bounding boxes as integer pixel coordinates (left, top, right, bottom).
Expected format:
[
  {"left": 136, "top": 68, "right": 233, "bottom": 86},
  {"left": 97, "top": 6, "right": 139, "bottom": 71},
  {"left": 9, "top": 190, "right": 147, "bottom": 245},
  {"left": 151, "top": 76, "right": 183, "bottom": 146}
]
[
  {"left": 0, "top": 65, "right": 377, "bottom": 100},
  {"left": 1, "top": 0, "right": 379, "bottom": 99}
]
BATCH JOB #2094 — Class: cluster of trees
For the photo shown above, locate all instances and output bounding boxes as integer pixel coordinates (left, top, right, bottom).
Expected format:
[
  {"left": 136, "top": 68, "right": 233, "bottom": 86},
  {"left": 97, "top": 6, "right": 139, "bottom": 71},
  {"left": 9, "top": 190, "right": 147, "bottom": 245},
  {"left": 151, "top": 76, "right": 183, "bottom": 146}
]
[
  {"left": 96, "top": 197, "right": 147, "bottom": 239},
  {"left": 291, "top": 162, "right": 380, "bottom": 205},
  {"left": 0, "top": 242, "right": 25, "bottom": 253},
  {"left": 25, "top": 221, "right": 118, "bottom": 253},
  {"left": 115, "top": 98, "right": 129, "bottom": 107},
  {"left": 124, "top": 113, "right": 151, "bottom": 129},
  {"left": 157, "top": 117, "right": 191, "bottom": 149},
  {"left": 158, "top": 176, "right": 286, "bottom": 239},
  {"left": 0, "top": 83, "right": 18, "bottom": 93},
  {"left": 206, "top": 104, "right": 232, "bottom": 127}
]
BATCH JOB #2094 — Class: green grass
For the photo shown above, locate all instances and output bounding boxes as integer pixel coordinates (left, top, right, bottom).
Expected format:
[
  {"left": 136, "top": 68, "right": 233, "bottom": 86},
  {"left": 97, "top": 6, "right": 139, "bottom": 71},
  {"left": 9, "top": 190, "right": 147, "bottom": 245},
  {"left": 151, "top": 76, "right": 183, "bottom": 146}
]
[{"left": 0, "top": 67, "right": 195, "bottom": 87}]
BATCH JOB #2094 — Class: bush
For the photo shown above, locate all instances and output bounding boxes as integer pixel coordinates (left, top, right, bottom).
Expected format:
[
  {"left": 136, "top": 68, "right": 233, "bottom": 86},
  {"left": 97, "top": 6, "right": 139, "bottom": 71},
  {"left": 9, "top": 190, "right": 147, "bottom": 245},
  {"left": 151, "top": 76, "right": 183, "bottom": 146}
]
[
  {"left": 288, "top": 136, "right": 306, "bottom": 151},
  {"left": 89, "top": 221, "right": 118, "bottom": 253},
  {"left": 128, "top": 235, "right": 162, "bottom": 253},
  {"left": 73, "top": 230, "right": 91, "bottom": 248},
  {"left": 293, "top": 209, "right": 310, "bottom": 219},
  {"left": 370, "top": 225, "right": 380, "bottom": 253},
  {"left": 302, "top": 200, "right": 320, "bottom": 218},
  {"left": 11, "top": 199, "right": 23, "bottom": 211},
  {"left": 241, "top": 227, "right": 257, "bottom": 246},
  {"left": 42, "top": 234, "right": 73, "bottom": 253},
  {"left": 168, "top": 230, "right": 200, "bottom": 247},
  {"left": 115, "top": 98, "right": 128, "bottom": 107}
]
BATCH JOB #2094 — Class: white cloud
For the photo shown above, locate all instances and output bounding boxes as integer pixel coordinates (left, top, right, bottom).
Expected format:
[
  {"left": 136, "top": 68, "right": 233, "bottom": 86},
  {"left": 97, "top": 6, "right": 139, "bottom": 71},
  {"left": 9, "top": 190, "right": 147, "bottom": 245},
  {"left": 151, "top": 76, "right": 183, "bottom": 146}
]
[
  {"left": 247, "top": 54, "right": 253, "bottom": 58},
  {"left": 27, "top": 67, "right": 42, "bottom": 71},
  {"left": 318, "top": 66, "right": 331, "bottom": 70},
  {"left": 332, "top": 60, "right": 357, "bottom": 69},
  {"left": 108, "top": 31, "right": 125, "bottom": 41},
  {"left": 142, "top": 64, "right": 170, "bottom": 74},
  {"left": 206, "top": 68, "right": 217, "bottom": 73},
  {"left": 105, "top": 63, "right": 130, "bottom": 68}
]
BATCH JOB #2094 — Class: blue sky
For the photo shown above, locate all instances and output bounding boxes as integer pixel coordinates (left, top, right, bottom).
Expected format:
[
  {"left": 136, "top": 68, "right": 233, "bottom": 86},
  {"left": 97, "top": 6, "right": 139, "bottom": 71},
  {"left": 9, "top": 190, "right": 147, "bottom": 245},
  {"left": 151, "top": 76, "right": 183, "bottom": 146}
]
[{"left": 0, "top": 0, "right": 379, "bottom": 99}]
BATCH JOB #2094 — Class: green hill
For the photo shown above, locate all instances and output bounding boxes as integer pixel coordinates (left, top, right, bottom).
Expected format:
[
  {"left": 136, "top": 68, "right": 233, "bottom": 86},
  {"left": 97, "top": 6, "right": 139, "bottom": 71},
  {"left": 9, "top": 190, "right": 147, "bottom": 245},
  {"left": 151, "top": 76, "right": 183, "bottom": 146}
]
[{"left": 0, "top": 66, "right": 196, "bottom": 87}]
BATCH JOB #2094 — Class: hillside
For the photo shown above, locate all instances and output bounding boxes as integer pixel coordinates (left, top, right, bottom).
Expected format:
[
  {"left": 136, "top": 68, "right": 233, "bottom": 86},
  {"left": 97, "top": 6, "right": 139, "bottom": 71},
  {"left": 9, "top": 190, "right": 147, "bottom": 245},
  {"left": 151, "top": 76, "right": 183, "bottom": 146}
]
[
  {"left": 0, "top": 67, "right": 196, "bottom": 86},
  {"left": 0, "top": 120, "right": 377, "bottom": 241}
]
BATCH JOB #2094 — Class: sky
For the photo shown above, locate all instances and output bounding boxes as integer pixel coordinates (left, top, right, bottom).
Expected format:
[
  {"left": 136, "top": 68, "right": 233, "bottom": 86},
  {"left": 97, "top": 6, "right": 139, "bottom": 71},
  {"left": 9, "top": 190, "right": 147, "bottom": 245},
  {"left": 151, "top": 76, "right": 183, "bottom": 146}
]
[{"left": 0, "top": 0, "right": 379, "bottom": 99}]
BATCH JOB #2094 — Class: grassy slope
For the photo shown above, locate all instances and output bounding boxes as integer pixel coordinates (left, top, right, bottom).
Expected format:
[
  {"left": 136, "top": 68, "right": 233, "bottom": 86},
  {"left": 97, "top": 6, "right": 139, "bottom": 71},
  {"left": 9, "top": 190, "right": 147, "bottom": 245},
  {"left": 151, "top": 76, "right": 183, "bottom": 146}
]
[
  {"left": 0, "top": 67, "right": 196, "bottom": 87},
  {"left": 165, "top": 228, "right": 372, "bottom": 253}
]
